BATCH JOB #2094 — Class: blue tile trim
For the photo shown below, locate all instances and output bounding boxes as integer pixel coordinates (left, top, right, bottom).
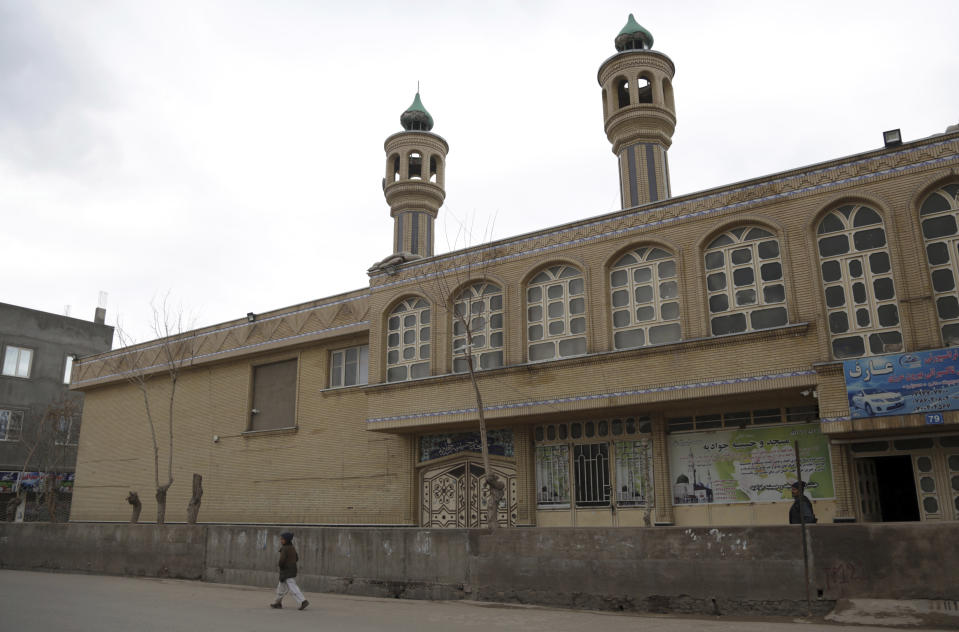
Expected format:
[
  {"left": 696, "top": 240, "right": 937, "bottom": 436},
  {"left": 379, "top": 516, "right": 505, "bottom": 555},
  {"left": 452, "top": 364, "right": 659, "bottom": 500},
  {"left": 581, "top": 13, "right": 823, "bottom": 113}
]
[
  {"left": 372, "top": 140, "right": 959, "bottom": 290},
  {"left": 646, "top": 143, "right": 658, "bottom": 203},
  {"left": 627, "top": 144, "right": 637, "bottom": 207},
  {"left": 820, "top": 416, "right": 853, "bottom": 423},
  {"left": 77, "top": 320, "right": 371, "bottom": 386},
  {"left": 411, "top": 212, "right": 419, "bottom": 255},
  {"left": 80, "top": 291, "right": 369, "bottom": 366},
  {"left": 366, "top": 368, "right": 817, "bottom": 425}
]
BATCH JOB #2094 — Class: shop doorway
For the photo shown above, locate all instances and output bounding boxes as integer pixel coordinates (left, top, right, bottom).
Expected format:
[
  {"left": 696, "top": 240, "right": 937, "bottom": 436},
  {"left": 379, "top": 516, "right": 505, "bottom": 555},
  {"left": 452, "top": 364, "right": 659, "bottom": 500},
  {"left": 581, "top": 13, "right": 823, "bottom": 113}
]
[{"left": 861, "top": 455, "right": 920, "bottom": 522}]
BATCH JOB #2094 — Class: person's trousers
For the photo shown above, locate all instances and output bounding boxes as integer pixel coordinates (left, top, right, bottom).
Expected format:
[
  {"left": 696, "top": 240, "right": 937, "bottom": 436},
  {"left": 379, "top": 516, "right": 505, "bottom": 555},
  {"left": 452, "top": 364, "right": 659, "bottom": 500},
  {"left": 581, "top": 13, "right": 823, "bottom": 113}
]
[{"left": 275, "top": 578, "right": 305, "bottom": 604}]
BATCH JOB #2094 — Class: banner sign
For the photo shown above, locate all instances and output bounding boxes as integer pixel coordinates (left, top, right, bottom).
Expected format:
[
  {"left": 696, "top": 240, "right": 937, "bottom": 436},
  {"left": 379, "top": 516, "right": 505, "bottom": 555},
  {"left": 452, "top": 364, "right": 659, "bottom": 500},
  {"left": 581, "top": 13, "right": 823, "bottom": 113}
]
[
  {"left": 668, "top": 423, "right": 833, "bottom": 505},
  {"left": 843, "top": 347, "right": 959, "bottom": 419},
  {"left": 0, "top": 471, "right": 19, "bottom": 493},
  {"left": 58, "top": 472, "right": 75, "bottom": 493},
  {"left": 18, "top": 472, "right": 41, "bottom": 491},
  {"left": 420, "top": 429, "right": 514, "bottom": 462}
]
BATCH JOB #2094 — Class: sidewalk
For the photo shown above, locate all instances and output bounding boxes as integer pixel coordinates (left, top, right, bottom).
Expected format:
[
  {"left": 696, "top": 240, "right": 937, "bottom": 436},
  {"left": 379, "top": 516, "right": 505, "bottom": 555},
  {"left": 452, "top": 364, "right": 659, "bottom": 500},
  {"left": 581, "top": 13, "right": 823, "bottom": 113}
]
[{"left": 1, "top": 569, "right": 918, "bottom": 632}]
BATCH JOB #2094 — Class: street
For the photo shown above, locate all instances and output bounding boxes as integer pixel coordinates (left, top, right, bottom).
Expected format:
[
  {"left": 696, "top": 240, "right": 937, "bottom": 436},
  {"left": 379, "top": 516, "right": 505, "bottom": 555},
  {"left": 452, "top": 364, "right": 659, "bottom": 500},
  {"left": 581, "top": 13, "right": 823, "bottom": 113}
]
[{"left": 0, "top": 570, "right": 896, "bottom": 632}]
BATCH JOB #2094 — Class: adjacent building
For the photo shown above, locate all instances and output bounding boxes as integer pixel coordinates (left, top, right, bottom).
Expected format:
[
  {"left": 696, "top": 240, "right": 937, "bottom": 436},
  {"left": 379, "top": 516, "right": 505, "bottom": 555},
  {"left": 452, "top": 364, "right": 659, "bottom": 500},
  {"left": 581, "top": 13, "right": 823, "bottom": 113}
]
[
  {"left": 1, "top": 303, "right": 114, "bottom": 519},
  {"left": 69, "top": 16, "right": 959, "bottom": 527}
]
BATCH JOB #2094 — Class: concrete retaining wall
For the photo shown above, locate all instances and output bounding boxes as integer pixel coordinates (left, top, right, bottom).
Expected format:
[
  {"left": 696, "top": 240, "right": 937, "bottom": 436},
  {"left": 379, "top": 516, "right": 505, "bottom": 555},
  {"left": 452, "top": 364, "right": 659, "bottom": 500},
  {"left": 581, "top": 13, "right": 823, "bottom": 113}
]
[
  {"left": 0, "top": 523, "right": 206, "bottom": 579},
  {"left": 1, "top": 522, "right": 957, "bottom": 616}
]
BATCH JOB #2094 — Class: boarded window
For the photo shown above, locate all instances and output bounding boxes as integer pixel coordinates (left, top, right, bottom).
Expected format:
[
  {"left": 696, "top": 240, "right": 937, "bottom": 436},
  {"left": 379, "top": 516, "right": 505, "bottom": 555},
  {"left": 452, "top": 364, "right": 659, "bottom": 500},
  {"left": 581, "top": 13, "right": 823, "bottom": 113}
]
[{"left": 250, "top": 359, "right": 297, "bottom": 431}]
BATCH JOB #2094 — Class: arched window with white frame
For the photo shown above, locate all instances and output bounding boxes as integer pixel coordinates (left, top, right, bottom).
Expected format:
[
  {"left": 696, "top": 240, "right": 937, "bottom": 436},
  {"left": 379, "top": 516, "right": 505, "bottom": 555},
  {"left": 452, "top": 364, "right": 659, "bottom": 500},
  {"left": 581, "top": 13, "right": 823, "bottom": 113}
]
[
  {"left": 452, "top": 281, "right": 504, "bottom": 373},
  {"left": 704, "top": 226, "right": 788, "bottom": 336},
  {"left": 609, "top": 246, "right": 681, "bottom": 349},
  {"left": 920, "top": 184, "right": 959, "bottom": 346},
  {"left": 817, "top": 204, "right": 902, "bottom": 359},
  {"left": 386, "top": 297, "right": 431, "bottom": 382},
  {"left": 526, "top": 265, "right": 587, "bottom": 362}
]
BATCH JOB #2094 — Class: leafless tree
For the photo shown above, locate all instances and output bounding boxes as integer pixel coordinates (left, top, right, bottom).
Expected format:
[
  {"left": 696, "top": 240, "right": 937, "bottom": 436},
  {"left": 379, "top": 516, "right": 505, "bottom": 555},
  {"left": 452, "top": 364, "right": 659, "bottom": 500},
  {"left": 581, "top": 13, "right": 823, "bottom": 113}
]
[
  {"left": 127, "top": 491, "right": 142, "bottom": 523},
  {"left": 417, "top": 215, "right": 508, "bottom": 530},
  {"left": 186, "top": 473, "right": 203, "bottom": 524},
  {"left": 13, "top": 395, "right": 80, "bottom": 522},
  {"left": 115, "top": 295, "right": 197, "bottom": 525}
]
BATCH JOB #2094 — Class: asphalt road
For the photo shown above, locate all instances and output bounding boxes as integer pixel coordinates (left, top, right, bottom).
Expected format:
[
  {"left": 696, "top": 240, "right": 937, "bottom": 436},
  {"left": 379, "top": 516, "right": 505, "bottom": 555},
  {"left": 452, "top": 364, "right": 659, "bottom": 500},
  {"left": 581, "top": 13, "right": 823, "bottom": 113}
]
[{"left": 0, "top": 570, "right": 894, "bottom": 632}]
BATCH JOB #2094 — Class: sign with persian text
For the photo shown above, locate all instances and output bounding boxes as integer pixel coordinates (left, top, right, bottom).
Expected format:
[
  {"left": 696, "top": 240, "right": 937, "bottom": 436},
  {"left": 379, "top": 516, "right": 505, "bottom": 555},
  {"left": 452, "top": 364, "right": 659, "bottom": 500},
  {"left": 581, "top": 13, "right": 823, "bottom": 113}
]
[
  {"left": 668, "top": 423, "right": 833, "bottom": 504},
  {"left": 843, "top": 347, "right": 959, "bottom": 419}
]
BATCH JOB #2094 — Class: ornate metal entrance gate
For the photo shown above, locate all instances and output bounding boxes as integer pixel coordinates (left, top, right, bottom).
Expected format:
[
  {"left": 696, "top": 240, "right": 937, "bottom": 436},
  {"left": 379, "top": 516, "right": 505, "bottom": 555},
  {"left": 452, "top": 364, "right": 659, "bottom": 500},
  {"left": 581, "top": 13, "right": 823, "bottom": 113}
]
[{"left": 420, "top": 458, "right": 517, "bottom": 528}]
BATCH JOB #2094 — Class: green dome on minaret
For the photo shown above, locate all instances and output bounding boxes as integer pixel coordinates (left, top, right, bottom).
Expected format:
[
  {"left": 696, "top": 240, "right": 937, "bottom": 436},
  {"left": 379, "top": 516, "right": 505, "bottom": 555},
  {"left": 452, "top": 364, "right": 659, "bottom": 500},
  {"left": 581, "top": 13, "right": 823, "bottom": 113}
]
[
  {"left": 615, "top": 13, "right": 654, "bottom": 51},
  {"left": 400, "top": 92, "right": 434, "bottom": 131}
]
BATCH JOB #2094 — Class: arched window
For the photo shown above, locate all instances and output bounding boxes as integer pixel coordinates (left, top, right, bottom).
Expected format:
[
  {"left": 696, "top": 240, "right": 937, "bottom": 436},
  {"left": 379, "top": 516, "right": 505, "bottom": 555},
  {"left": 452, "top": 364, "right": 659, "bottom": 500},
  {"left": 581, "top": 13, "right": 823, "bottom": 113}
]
[
  {"left": 817, "top": 205, "right": 902, "bottom": 358},
  {"left": 616, "top": 78, "right": 630, "bottom": 108},
  {"left": 637, "top": 76, "right": 652, "bottom": 104},
  {"left": 920, "top": 184, "right": 959, "bottom": 346},
  {"left": 391, "top": 154, "right": 400, "bottom": 182},
  {"left": 610, "top": 246, "right": 681, "bottom": 349},
  {"left": 527, "top": 265, "right": 587, "bottom": 362},
  {"left": 386, "top": 297, "right": 431, "bottom": 382},
  {"left": 408, "top": 151, "right": 422, "bottom": 180},
  {"left": 452, "top": 282, "right": 504, "bottom": 373},
  {"left": 705, "top": 226, "right": 788, "bottom": 336}
]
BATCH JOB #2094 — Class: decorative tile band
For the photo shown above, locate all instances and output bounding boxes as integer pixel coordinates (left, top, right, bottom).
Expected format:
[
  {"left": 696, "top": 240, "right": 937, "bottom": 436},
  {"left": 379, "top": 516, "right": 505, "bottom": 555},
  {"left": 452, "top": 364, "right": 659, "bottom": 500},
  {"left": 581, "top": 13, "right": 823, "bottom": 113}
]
[
  {"left": 820, "top": 416, "right": 853, "bottom": 423},
  {"left": 366, "top": 369, "right": 817, "bottom": 425},
  {"left": 372, "top": 139, "right": 959, "bottom": 291},
  {"left": 82, "top": 293, "right": 370, "bottom": 365},
  {"left": 76, "top": 320, "right": 370, "bottom": 386}
]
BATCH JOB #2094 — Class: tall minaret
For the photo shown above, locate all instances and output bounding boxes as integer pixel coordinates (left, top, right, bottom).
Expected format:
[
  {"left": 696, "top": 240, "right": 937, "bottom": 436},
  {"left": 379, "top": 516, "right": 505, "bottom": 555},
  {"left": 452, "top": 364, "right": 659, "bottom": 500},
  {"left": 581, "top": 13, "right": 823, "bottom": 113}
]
[
  {"left": 598, "top": 14, "right": 676, "bottom": 208},
  {"left": 383, "top": 93, "right": 448, "bottom": 259}
]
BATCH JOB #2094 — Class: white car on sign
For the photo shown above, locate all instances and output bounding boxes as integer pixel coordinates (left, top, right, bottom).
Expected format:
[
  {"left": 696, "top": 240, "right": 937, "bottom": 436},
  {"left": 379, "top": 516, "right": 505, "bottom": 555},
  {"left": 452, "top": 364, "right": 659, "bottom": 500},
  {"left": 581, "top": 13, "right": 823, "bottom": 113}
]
[{"left": 851, "top": 388, "right": 905, "bottom": 415}]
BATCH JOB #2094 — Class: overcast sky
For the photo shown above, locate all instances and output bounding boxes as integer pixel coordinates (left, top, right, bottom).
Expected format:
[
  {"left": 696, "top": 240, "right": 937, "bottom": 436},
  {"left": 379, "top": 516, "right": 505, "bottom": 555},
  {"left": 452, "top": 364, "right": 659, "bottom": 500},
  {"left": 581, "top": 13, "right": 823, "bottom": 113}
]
[{"left": 3, "top": 1, "right": 957, "bottom": 346}]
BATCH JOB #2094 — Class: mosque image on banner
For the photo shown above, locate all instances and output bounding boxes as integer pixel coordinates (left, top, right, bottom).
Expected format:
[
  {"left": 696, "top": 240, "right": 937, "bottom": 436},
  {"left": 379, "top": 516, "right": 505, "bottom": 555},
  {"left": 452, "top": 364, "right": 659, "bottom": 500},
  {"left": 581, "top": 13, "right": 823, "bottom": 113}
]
[{"left": 669, "top": 423, "right": 834, "bottom": 504}]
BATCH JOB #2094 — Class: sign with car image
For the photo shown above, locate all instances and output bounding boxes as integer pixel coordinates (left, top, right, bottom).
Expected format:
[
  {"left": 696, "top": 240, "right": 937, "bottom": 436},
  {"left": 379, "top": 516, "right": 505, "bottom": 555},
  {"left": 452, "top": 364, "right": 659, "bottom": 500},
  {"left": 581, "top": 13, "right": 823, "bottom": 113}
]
[{"left": 843, "top": 347, "right": 959, "bottom": 418}]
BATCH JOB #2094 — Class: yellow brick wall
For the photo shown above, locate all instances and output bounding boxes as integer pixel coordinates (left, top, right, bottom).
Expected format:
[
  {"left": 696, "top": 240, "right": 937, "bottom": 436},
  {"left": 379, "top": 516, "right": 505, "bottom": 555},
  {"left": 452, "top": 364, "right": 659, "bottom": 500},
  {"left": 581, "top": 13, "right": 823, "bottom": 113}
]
[{"left": 72, "top": 341, "right": 413, "bottom": 525}]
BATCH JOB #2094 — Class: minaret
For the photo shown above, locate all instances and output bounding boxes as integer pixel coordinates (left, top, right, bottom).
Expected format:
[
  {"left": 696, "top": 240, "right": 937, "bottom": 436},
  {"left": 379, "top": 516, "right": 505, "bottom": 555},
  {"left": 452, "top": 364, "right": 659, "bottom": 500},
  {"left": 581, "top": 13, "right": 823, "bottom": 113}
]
[
  {"left": 383, "top": 92, "right": 448, "bottom": 259},
  {"left": 598, "top": 14, "right": 676, "bottom": 208}
]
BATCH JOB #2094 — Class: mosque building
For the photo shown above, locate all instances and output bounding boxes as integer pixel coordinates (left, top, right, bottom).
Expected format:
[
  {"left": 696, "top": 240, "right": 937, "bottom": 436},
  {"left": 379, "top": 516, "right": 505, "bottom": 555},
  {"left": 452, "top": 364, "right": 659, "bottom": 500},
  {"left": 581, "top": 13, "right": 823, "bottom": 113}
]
[{"left": 69, "top": 15, "right": 959, "bottom": 527}]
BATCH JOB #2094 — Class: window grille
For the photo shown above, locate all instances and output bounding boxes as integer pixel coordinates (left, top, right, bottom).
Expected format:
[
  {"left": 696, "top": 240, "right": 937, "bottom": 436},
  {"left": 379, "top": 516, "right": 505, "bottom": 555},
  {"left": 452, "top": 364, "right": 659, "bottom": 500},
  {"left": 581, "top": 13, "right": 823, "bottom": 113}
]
[
  {"left": 535, "top": 444, "right": 570, "bottom": 506},
  {"left": 705, "top": 226, "right": 788, "bottom": 336},
  {"left": 526, "top": 265, "right": 587, "bottom": 362},
  {"left": 817, "top": 204, "right": 902, "bottom": 358},
  {"left": 574, "top": 443, "right": 610, "bottom": 507},
  {"left": 386, "top": 297, "right": 431, "bottom": 382},
  {"left": 0, "top": 409, "right": 24, "bottom": 442},
  {"left": 666, "top": 405, "right": 819, "bottom": 433},
  {"left": 919, "top": 184, "right": 959, "bottom": 345},
  {"left": 609, "top": 246, "right": 681, "bottom": 349},
  {"left": 452, "top": 282, "right": 504, "bottom": 373},
  {"left": 615, "top": 440, "right": 653, "bottom": 506}
]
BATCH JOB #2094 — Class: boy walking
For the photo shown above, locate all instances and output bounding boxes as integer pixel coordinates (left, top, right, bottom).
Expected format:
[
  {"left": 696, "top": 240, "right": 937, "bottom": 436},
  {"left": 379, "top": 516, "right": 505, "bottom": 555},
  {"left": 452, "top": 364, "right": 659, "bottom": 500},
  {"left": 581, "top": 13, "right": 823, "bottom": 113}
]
[{"left": 270, "top": 531, "right": 309, "bottom": 610}]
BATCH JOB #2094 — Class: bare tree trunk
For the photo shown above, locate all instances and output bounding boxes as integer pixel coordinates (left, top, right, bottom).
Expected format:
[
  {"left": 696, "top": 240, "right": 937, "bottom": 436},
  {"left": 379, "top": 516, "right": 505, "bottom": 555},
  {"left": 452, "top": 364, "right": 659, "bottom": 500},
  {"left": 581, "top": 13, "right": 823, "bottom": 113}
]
[
  {"left": 127, "top": 491, "right": 142, "bottom": 523},
  {"left": 466, "top": 354, "right": 504, "bottom": 531},
  {"left": 186, "top": 473, "right": 202, "bottom": 524},
  {"left": 6, "top": 494, "right": 23, "bottom": 522},
  {"left": 156, "top": 484, "right": 170, "bottom": 525},
  {"left": 46, "top": 479, "right": 59, "bottom": 523}
]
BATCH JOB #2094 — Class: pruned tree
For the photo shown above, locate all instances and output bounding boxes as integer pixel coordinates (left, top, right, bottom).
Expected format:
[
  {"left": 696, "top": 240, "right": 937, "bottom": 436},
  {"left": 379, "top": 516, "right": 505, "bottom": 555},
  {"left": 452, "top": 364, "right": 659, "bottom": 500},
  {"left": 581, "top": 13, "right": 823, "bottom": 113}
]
[
  {"left": 115, "top": 295, "right": 197, "bottom": 525},
  {"left": 418, "top": 214, "right": 508, "bottom": 530},
  {"left": 186, "top": 473, "right": 203, "bottom": 524},
  {"left": 127, "top": 491, "right": 142, "bottom": 523}
]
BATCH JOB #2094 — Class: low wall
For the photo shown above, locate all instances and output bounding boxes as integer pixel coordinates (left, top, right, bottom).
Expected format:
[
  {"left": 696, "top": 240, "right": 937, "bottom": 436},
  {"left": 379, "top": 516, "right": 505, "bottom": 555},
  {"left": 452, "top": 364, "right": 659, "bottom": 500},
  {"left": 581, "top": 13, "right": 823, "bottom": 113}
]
[
  {"left": 0, "top": 523, "right": 206, "bottom": 579},
  {"left": 1, "top": 522, "right": 957, "bottom": 616},
  {"left": 203, "top": 526, "right": 474, "bottom": 601}
]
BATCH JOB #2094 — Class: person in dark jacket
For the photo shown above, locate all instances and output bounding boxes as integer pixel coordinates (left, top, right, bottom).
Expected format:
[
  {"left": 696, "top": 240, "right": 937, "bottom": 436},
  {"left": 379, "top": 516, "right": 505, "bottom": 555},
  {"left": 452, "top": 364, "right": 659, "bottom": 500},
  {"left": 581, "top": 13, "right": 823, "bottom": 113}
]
[
  {"left": 789, "top": 481, "right": 817, "bottom": 524},
  {"left": 270, "top": 532, "right": 309, "bottom": 610}
]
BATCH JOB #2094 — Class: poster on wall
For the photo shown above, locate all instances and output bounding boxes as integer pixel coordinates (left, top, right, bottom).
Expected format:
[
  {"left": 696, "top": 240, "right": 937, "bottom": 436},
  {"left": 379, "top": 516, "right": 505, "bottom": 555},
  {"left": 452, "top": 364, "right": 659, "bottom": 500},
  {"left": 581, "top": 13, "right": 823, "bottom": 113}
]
[
  {"left": 0, "top": 471, "right": 19, "bottom": 493},
  {"left": 843, "top": 347, "right": 959, "bottom": 419},
  {"left": 668, "top": 423, "right": 833, "bottom": 505}
]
